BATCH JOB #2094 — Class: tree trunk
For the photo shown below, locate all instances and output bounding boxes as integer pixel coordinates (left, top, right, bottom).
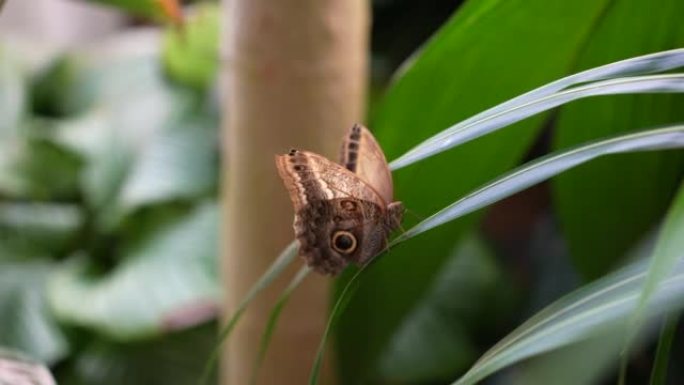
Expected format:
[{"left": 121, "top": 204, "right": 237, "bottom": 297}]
[{"left": 220, "top": 0, "right": 369, "bottom": 384}]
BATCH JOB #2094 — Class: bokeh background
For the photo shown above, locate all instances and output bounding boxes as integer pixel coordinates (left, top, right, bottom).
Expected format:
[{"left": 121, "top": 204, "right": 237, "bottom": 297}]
[{"left": 1, "top": 0, "right": 683, "bottom": 384}]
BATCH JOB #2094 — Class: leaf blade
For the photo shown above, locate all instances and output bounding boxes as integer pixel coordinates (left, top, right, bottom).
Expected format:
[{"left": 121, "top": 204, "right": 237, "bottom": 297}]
[
  {"left": 338, "top": 0, "right": 614, "bottom": 380},
  {"left": 552, "top": 0, "right": 684, "bottom": 278}
]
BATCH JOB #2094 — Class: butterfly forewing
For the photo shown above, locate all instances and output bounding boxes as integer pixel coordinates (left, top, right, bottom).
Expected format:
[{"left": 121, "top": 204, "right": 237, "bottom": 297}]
[{"left": 276, "top": 149, "right": 385, "bottom": 207}]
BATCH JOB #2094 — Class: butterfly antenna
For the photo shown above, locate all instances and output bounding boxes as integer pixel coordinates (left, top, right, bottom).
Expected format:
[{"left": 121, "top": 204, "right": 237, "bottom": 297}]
[{"left": 404, "top": 207, "right": 426, "bottom": 222}]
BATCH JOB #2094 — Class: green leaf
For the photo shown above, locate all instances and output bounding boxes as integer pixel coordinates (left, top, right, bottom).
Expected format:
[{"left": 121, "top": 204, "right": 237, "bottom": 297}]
[
  {"left": 64, "top": 324, "right": 217, "bottom": 385},
  {"left": 377, "top": 235, "right": 506, "bottom": 383},
  {"left": 249, "top": 266, "right": 311, "bottom": 385},
  {"left": 649, "top": 314, "right": 679, "bottom": 385},
  {"left": 505, "top": 328, "right": 626, "bottom": 385},
  {"left": 48, "top": 202, "right": 220, "bottom": 340},
  {"left": 338, "top": 0, "right": 614, "bottom": 380},
  {"left": 391, "top": 51, "right": 684, "bottom": 169},
  {"left": 0, "top": 45, "right": 26, "bottom": 137},
  {"left": 310, "top": 125, "right": 684, "bottom": 385},
  {"left": 447, "top": 173, "right": 684, "bottom": 385},
  {"left": 80, "top": 0, "right": 165, "bottom": 20},
  {"left": 51, "top": 47, "right": 209, "bottom": 223},
  {"left": 0, "top": 139, "right": 82, "bottom": 200},
  {"left": 623, "top": 182, "right": 684, "bottom": 367},
  {"left": 553, "top": 0, "right": 684, "bottom": 278},
  {"left": 162, "top": 4, "right": 220, "bottom": 89},
  {"left": 0, "top": 261, "right": 68, "bottom": 364},
  {"left": 0, "top": 348, "right": 56, "bottom": 385},
  {"left": 199, "top": 241, "right": 299, "bottom": 385},
  {"left": 394, "top": 126, "right": 684, "bottom": 242},
  {"left": 30, "top": 56, "right": 85, "bottom": 117},
  {"left": 449, "top": 254, "right": 684, "bottom": 385},
  {"left": 118, "top": 117, "right": 218, "bottom": 211},
  {"left": 0, "top": 203, "right": 82, "bottom": 259}
]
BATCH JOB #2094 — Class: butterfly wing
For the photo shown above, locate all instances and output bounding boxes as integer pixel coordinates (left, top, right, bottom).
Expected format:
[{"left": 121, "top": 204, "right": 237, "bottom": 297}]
[
  {"left": 275, "top": 149, "right": 389, "bottom": 274},
  {"left": 276, "top": 148, "right": 385, "bottom": 207},
  {"left": 340, "top": 124, "right": 394, "bottom": 204}
]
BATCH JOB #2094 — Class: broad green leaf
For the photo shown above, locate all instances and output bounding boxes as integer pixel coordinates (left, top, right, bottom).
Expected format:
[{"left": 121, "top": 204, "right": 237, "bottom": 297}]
[
  {"left": 553, "top": 0, "right": 684, "bottom": 278},
  {"left": 0, "top": 203, "right": 81, "bottom": 258},
  {"left": 64, "top": 324, "right": 216, "bottom": 385},
  {"left": 30, "top": 56, "right": 85, "bottom": 117},
  {"left": 0, "top": 261, "right": 68, "bottom": 364},
  {"left": 48, "top": 202, "right": 220, "bottom": 340},
  {"left": 118, "top": 116, "right": 218, "bottom": 211},
  {"left": 0, "top": 139, "right": 82, "bottom": 200},
  {"left": 50, "top": 41, "right": 211, "bottom": 225},
  {"left": 0, "top": 348, "right": 56, "bottom": 385},
  {"left": 377, "top": 235, "right": 507, "bottom": 383},
  {"left": 338, "top": 1, "right": 613, "bottom": 380}
]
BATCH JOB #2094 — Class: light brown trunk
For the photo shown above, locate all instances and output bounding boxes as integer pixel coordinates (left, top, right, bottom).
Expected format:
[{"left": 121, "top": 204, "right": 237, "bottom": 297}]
[{"left": 220, "top": 0, "right": 369, "bottom": 384}]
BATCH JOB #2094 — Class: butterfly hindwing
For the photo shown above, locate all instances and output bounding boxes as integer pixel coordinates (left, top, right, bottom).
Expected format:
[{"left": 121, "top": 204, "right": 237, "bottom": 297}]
[{"left": 340, "top": 124, "right": 394, "bottom": 204}]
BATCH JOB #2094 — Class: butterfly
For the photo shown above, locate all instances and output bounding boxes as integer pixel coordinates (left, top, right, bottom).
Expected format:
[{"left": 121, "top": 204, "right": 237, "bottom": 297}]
[{"left": 275, "top": 124, "right": 403, "bottom": 275}]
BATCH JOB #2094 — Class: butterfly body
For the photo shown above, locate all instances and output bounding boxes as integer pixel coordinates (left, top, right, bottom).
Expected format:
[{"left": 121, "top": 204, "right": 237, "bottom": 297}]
[{"left": 276, "top": 124, "right": 403, "bottom": 275}]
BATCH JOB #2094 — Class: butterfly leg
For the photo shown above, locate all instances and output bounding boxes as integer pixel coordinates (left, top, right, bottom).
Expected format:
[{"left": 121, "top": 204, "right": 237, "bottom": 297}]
[{"left": 386, "top": 201, "right": 405, "bottom": 231}]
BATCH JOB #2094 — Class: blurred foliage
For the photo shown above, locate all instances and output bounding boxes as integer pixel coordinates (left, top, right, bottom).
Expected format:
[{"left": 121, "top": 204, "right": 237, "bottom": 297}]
[
  {"left": 1, "top": 0, "right": 683, "bottom": 384},
  {"left": 58, "top": 323, "right": 216, "bottom": 385},
  {"left": 78, "top": 0, "right": 173, "bottom": 21},
  {"left": 0, "top": 15, "right": 219, "bottom": 383},
  {"left": 163, "top": 4, "right": 219, "bottom": 90},
  {"left": 0, "top": 261, "right": 68, "bottom": 364}
]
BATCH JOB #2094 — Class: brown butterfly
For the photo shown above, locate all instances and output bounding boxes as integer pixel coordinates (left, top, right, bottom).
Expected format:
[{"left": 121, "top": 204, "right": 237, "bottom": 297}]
[{"left": 275, "top": 124, "right": 404, "bottom": 275}]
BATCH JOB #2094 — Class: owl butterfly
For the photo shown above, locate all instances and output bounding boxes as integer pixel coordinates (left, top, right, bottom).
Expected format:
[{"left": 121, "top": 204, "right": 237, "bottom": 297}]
[{"left": 275, "top": 124, "right": 404, "bottom": 275}]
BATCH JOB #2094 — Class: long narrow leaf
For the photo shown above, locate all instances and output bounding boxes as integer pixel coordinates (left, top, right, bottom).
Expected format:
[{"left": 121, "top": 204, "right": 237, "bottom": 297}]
[
  {"left": 627, "top": 182, "right": 684, "bottom": 347},
  {"left": 649, "top": 314, "right": 680, "bottom": 385},
  {"left": 249, "top": 266, "right": 311, "bottom": 385},
  {"left": 391, "top": 71, "right": 684, "bottom": 170},
  {"left": 309, "top": 266, "right": 367, "bottom": 385},
  {"left": 198, "top": 241, "right": 298, "bottom": 385},
  {"left": 419, "top": 49, "right": 684, "bottom": 145},
  {"left": 393, "top": 125, "right": 684, "bottom": 243},
  {"left": 451, "top": 256, "right": 684, "bottom": 385},
  {"left": 451, "top": 177, "right": 684, "bottom": 385}
]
